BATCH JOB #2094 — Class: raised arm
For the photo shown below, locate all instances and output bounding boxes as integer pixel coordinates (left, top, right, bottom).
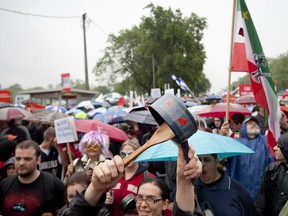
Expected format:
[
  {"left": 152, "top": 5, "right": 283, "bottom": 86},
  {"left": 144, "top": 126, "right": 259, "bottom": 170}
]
[{"left": 174, "top": 145, "right": 202, "bottom": 214}]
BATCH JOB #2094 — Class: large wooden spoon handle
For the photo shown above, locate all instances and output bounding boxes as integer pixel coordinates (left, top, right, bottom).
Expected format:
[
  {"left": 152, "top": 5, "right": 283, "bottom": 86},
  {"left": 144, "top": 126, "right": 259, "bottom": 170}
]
[{"left": 123, "top": 142, "right": 152, "bottom": 166}]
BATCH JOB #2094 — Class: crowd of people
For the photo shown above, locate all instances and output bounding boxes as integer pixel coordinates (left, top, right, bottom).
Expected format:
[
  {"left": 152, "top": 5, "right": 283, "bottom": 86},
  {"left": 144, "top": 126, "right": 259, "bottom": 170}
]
[{"left": 0, "top": 97, "right": 288, "bottom": 216}]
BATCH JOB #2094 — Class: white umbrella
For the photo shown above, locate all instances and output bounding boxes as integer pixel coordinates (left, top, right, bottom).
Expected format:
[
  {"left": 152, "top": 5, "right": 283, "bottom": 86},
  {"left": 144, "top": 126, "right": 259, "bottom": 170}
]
[{"left": 0, "top": 107, "right": 32, "bottom": 121}]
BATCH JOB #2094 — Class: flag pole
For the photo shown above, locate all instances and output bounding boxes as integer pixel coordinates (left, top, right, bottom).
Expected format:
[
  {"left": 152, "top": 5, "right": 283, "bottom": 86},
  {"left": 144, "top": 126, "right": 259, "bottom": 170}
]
[{"left": 226, "top": 0, "right": 237, "bottom": 121}]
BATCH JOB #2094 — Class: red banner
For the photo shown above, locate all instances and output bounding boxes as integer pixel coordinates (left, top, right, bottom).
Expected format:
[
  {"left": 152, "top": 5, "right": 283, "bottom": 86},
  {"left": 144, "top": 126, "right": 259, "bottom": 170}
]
[
  {"left": 239, "top": 84, "right": 253, "bottom": 96},
  {"left": 0, "top": 90, "right": 11, "bottom": 103}
]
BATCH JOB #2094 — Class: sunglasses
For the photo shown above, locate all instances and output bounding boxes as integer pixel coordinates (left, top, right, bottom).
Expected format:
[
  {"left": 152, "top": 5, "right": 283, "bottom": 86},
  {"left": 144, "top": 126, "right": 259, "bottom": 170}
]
[
  {"left": 85, "top": 144, "right": 100, "bottom": 151},
  {"left": 120, "top": 151, "right": 133, "bottom": 159}
]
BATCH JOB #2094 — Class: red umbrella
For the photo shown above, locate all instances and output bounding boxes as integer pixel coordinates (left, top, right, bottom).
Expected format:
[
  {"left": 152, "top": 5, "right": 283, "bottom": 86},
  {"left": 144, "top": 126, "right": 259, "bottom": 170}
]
[
  {"left": 0, "top": 107, "right": 32, "bottom": 121},
  {"left": 75, "top": 119, "right": 128, "bottom": 142},
  {"left": 235, "top": 94, "right": 256, "bottom": 105},
  {"left": 198, "top": 102, "right": 251, "bottom": 118}
]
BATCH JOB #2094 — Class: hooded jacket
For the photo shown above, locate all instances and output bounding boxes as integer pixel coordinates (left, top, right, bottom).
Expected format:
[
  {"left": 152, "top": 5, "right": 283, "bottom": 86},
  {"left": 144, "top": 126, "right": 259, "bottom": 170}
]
[
  {"left": 255, "top": 132, "right": 288, "bottom": 216},
  {"left": 227, "top": 121, "right": 274, "bottom": 201}
]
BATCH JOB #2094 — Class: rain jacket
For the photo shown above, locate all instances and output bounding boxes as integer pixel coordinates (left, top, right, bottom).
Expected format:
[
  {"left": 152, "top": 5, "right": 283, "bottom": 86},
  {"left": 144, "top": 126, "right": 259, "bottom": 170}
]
[
  {"left": 226, "top": 122, "right": 274, "bottom": 201},
  {"left": 194, "top": 169, "right": 257, "bottom": 216},
  {"left": 255, "top": 132, "right": 288, "bottom": 216},
  {"left": 255, "top": 161, "right": 288, "bottom": 216}
]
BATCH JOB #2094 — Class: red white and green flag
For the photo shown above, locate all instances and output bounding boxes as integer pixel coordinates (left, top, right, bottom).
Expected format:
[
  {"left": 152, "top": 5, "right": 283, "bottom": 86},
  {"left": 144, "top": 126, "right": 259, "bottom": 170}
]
[{"left": 231, "top": 0, "right": 281, "bottom": 156}]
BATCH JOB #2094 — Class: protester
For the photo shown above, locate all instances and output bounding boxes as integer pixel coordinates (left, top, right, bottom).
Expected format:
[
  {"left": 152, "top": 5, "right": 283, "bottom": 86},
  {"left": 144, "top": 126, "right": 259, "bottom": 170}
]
[
  {"left": 226, "top": 117, "right": 274, "bottom": 201},
  {"left": 255, "top": 133, "right": 288, "bottom": 215},
  {"left": 60, "top": 145, "right": 202, "bottom": 216},
  {"left": 66, "top": 130, "right": 111, "bottom": 179},
  {"left": 220, "top": 113, "right": 245, "bottom": 138},
  {"left": 194, "top": 154, "right": 256, "bottom": 215},
  {"left": 0, "top": 119, "right": 31, "bottom": 143},
  {"left": 59, "top": 172, "right": 109, "bottom": 216},
  {"left": 39, "top": 127, "right": 69, "bottom": 180},
  {"left": 105, "top": 139, "right": 154, "bottom": 216},
  {"left": 212, "top": 117, "right": 224, "bottom": 134},
  {"left": 280, "top": 111, "right": 288, "bottom": 134},
  {"left": 0, "top": 140, "right": 66, "bottom": 216},
  {"left": 0, "top": 157, "right": 16, "bottom": 181}
]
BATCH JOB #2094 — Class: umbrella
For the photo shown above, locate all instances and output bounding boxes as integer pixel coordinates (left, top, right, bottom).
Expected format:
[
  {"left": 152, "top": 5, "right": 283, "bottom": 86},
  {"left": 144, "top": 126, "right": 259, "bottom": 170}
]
[
  {"left": 93, "top": 110, "right": 128, "bottom": 124},
  {"left": 235, "top": 95, "right": 256, "bottom": 105},
  {"left": 135, "top": 130, "right": 255, "bottom": 162},
  {"left": 108, "top": 105, "right": 125, "bottom": 111},
  {"left": 0, "top": 107, "right": 32, "bottom": 121},
  {"left": 75, "top": 119, "right": 128, "bottom": 142},
  {"left": 188, "top": 105, "right": 209, "bottom": 117},
  {"left": 87, "top": 107, "right": 107, "bottom": 118},
  {"left": 125, "top": 110, "right": 158, "bottom": 125},
  {"left": 198, "top": 102, "right": 251, "bottom": 118},
  {"left": 45, "top": 105, "right": 67, "bottom": 113},
  {"left": 76, "top": 100, "right": 95, "bottom": 110},
  {"left": 24, "top": 110, "right": 69, "bottom": 126},
  {"left": 205, "top": 95, "right": 223, "bottom": 102},
  {"left": 0, "top": 102, "right": 11, "bottom": 108}
]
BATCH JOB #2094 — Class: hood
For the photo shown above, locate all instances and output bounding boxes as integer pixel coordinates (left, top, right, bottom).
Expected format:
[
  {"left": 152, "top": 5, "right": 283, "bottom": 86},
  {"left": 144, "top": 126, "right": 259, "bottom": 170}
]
[{"left": 278, "top": 133, "right": 288, "bottom": 162}]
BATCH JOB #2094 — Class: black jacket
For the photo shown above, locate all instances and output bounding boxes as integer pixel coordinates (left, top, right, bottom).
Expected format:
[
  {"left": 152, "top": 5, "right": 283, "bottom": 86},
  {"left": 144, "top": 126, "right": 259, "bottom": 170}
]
[{"left": 255, "top": 161, "right": 288, "bottom": 216}]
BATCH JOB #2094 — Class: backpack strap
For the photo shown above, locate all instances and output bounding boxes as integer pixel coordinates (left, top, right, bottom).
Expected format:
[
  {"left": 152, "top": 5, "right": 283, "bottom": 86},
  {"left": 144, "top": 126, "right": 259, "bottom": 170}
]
[
  {"left": 42, "top": 171, "right": 55, "bottom": 202},
  {"left": 1, "top": 174, "right": 18, "bottom": 195}
]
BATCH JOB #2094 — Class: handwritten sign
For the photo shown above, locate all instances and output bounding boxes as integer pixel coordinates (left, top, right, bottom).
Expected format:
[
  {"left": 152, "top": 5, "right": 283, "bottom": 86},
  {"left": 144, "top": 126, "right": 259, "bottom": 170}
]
[{"left": 54, "top": 116, "right": 78, "bottom": 143}]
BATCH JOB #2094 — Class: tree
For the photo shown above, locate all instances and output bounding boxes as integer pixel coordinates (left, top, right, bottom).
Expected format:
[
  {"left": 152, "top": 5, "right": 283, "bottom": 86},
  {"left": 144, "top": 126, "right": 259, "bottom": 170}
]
[
  {"left": 269, "top": 52, "right": 288, "bottom": 92},
  {"left": 93, "top": 4, "right": 210, "bottom": 95}
]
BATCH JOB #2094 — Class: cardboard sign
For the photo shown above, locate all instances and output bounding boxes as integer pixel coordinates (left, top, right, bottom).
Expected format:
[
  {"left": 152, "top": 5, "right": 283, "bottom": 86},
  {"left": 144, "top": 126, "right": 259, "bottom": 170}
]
[
  {"left": 151, "top": 88, "right": 161, "bottom": 98},
  {"left": 54, "top": 116, "right": 78, "bottom": 143}
]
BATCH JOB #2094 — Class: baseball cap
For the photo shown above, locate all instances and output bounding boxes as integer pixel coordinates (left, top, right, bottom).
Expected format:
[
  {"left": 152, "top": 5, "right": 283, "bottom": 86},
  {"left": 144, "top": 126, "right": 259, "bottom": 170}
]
[{"left": 243, "top": 116, "right": 259, "bottom": 124}]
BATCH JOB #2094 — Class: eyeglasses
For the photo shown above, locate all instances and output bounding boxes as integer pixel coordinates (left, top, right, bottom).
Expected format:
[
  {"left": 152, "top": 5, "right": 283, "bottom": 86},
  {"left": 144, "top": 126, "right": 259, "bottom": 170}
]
[
  {"left": 135, "top": 196, "right": 162, "bottom": 205},
  {"left": 85, "top": 144, "right": 100, "bottom": 151},
  {"left": 120, "top": 151, "right": 133, "bottom": 159}
]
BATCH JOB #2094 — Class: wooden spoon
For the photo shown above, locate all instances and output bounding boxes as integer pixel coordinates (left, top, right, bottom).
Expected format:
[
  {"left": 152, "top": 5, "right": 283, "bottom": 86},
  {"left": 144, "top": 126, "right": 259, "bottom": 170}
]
[{"left": 123, "top": 122, "right": 175, "bottom": 166}]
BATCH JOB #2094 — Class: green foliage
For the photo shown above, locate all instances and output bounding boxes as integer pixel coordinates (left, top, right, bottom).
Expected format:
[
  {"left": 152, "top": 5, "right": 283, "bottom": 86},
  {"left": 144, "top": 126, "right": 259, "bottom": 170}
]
[
  {"left": 92, "top": 85, "right": 110, "bottom": 95},
  {"left": 72, "top": 79, "right": 86, "bottom": 89},
  {"left": 269, "top": 52, "right": 288, "bottom": 91},
  {"left": 93, "top": 4, "right": 210, "bottom": 95},
  {"left": 5, "top": 84, "right": 22, "bottom": 92}
]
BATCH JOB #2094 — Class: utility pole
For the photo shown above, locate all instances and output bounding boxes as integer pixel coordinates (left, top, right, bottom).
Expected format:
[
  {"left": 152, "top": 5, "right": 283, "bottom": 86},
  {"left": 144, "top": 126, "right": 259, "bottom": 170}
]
[
  {"left": 152, "top": 55, "right": 155, "bottom": 88},
  {"left": 82, "top": 13, "right": 89, "bottom": 90}
]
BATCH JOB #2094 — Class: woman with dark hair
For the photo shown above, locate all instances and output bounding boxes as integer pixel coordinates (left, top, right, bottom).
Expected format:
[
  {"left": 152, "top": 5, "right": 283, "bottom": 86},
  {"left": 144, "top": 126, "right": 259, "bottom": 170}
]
[
  {"left": 60, "top": 171, "right": 110, "bottom": 216},
  {"left": 135, "top": 177, "right": 170, "bottom": 215}
]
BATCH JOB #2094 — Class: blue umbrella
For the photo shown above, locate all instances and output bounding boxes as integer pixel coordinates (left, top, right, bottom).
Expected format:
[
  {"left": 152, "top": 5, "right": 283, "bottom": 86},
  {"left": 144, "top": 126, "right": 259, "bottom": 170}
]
[
  {"left": 93, "top": 110, "right": 127, "bottom": 124},
  {"left": 45, "top": 105, "right": 67, "bottom": 113},
  {"left": 135, "top": 130, "right": 254, "bottom": 162}
]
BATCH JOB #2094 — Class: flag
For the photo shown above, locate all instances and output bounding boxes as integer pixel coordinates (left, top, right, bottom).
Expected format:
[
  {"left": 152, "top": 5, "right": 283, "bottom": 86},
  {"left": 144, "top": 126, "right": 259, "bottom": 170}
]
[
  {"left": 231, "top": 0, "right": 281, "bottom": 156},
  {"left": 170, "top": 75, "right": 190, "bottom": 92},
  {"left": 61, "top": 73, "right": 72, "bottom": 92}
]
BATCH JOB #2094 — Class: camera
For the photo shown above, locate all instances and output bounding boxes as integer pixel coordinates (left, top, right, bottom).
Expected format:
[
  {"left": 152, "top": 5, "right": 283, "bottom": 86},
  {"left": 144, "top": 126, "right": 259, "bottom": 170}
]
[{"left": 120, "top": 194, "right": 136, "bottom": 214}]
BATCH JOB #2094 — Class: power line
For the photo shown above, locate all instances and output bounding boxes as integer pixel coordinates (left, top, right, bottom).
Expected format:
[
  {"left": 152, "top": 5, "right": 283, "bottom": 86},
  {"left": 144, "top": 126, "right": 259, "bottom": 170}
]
[
  {"left": 0, "top": 7, "right": 81, "bottom": 19},
  {"left": 0, "top": 7, "right": 109, "bottom": 36},
  {"left": 86, "top": 15, "right": 108, "bottom": 36}
]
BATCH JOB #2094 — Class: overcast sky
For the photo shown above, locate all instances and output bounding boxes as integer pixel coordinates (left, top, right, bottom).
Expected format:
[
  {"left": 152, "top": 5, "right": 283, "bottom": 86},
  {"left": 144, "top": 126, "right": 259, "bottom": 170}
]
[{"left": 0, "top": 0, "right": 287, "bottom": 94}]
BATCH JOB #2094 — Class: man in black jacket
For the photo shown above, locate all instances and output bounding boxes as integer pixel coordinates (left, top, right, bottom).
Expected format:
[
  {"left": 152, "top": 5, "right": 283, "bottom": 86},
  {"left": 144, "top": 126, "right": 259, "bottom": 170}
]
[{"left": 255, "top": 133, "right": 288, "bottom": 216}]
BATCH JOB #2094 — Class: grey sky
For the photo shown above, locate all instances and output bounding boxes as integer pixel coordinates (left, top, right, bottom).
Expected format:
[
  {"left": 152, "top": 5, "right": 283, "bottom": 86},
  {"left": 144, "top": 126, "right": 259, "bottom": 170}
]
[{"left": 0, "top": 0, "right": 287, "bottom": 94}]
